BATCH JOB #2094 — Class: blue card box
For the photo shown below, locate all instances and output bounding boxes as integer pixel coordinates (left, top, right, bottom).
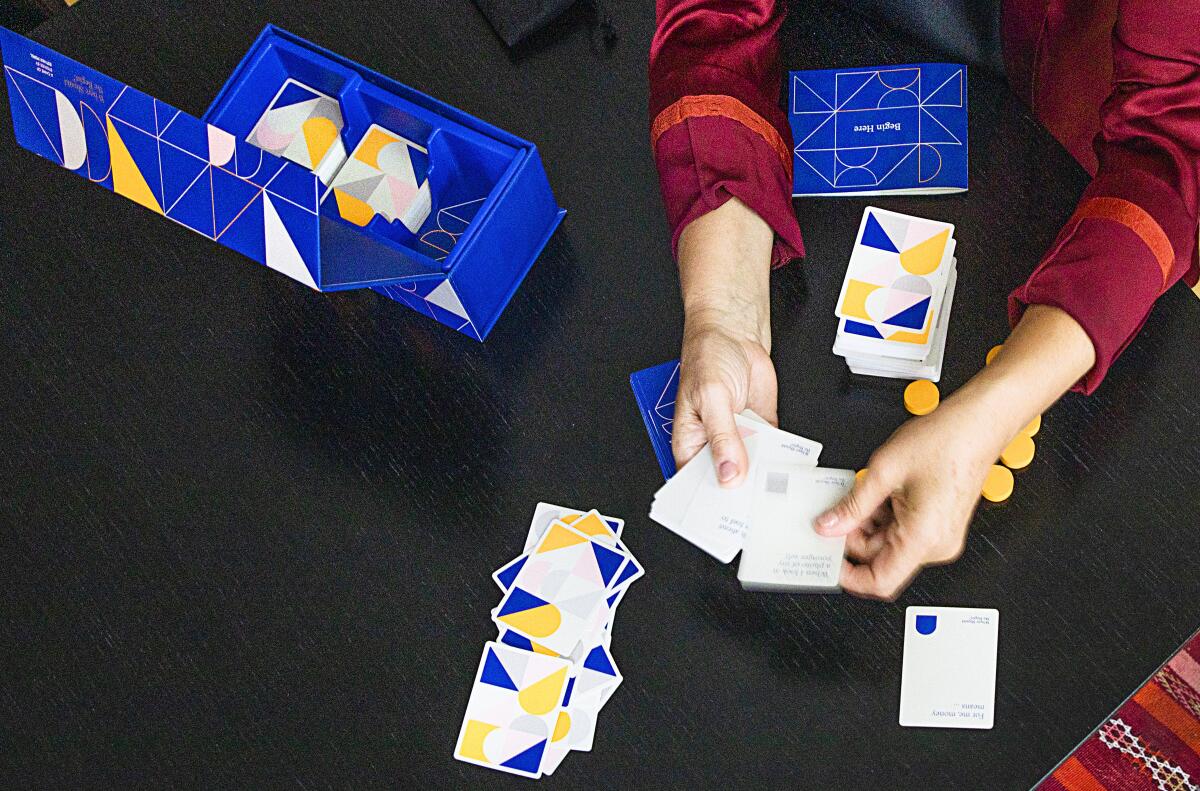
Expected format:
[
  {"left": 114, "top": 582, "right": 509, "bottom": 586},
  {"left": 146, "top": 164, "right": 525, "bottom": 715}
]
[{"left": 0, "top": 25, "right": 565, "bottom": 339}]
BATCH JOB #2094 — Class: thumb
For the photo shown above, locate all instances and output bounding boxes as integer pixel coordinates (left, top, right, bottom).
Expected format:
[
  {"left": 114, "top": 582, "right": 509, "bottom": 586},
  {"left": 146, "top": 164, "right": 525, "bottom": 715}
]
[
  {"left": 815, "top": 467, "right": 892, "bottom": 536},
  {"left": 700, "top": 395, "right": 749, "bottom": 488}
]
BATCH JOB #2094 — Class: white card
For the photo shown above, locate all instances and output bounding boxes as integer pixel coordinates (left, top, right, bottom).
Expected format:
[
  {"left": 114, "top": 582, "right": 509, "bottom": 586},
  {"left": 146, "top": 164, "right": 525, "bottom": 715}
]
[
  {"left": 650, "top": 414, "right": 822, "bottom": 563},
  {"left": 899, "top": 606, "right": 999, "bottom": 729},
  {"left": 454, "top": 642, "right": 572, "bottom": 778},
  {"left": 737, "top": 466, "right": 852, "bottom": 591}
]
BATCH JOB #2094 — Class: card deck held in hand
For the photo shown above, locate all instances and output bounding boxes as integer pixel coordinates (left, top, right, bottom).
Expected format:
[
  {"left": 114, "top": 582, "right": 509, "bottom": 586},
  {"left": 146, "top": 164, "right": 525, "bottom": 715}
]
[
  {"left": 648, "top": 411, "right": 854, "bottom": 593},
  {"left": 454, "top": 503, "right": 641, "bottom": 778}
]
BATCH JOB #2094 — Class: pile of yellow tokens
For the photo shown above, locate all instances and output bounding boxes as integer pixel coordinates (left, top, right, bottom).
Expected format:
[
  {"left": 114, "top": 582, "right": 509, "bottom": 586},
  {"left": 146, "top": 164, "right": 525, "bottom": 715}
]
[{"left": 898, "top": 344, "right": 1041, "bottom": 503}]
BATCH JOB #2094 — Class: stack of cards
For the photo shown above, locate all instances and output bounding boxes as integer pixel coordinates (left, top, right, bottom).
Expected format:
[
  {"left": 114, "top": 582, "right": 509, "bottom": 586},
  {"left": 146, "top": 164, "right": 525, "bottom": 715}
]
[
  {"left": 832, "top": 207, "right": 958, "bottom": 381},
  {"left": 327, "top": 123, "right": 432, "bottom": 233},
  {"left": 649, "top": 411, "right": 851, "bottom": 592},
  {"left": 246, "top": 79, "right": 433, "bottom": 235},
  {"left": 248, "top": 78, "right": 348, "bottom": 185},
  {"left": 454, "top": 503, "right": 643, "bottom": 779}
]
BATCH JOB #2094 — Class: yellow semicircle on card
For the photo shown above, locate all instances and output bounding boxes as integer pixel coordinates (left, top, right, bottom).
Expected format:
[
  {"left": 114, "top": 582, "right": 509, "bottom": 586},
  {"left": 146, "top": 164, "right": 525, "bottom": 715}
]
[
  {"left": 841, "top": 279, "right": 881, "bottom": 320},
  {"left": 900, "top": 229, "right": 949, "bottom": 274},
  {"left": 552, "top": 711, "right": 571, "bottom": 741},
  {"left": 334, "top": 189, "right": 375, "bottom": 226},
  {"left": 457, "top": 720, "right": 499, "bottom": 762},
  {"left": 302, "top": 116, "right": 339, "bottom": 166},
  {"left": 498, "top": 602, "right": 561, "bottom": 638},
  {"left": 538, "top": 523, "right": 588, "bottom": 553},
  {"left": 519, "top": 666, "right": 569, "bottom": 715}
]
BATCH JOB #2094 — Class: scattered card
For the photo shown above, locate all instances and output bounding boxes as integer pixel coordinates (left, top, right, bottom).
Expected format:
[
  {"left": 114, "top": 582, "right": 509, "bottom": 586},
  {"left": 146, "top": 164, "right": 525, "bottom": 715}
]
[
  {"left": 899, "top": 606, "right": 999, "bottom": 729},
  {"left": 454, "top": 641, "right": 573, "bottom": 778},
  {"left": 458, "top": 503, "right": 641, "bottom": 778}
]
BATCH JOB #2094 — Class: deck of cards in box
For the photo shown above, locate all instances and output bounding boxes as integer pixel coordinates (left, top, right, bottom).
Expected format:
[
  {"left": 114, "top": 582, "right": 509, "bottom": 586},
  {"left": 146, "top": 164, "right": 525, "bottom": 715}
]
[
  {"left": 833, "top": 207, "right": 958, "bottom": 381},
  {"left": 0, "top": 25, "right": 564, "bottom": 340}
]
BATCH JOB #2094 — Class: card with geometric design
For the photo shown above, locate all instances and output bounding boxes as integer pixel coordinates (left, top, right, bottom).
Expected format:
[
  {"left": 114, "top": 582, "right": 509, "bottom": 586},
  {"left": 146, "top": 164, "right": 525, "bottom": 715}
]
[
  {"left": 247, "top": 78, "right": 347, "bottom": 184},
  {"left": 327, "top": 123, "right": 432, "bottom": 233},
  {"left": 492, "top": 520, "right": 629, "bottom": 656},
  {"left": 454, "top": 641, "right": 573, "bottom": 778},
  {"left": 790, "top": 63, "right": 968, "bottom": 196}
]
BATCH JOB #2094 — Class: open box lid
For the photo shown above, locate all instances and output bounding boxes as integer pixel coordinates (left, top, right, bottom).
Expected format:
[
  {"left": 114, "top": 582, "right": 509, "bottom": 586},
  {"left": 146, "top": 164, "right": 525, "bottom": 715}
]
[{"left": 0, "top": 26, "right": 444, "bottom": 289}]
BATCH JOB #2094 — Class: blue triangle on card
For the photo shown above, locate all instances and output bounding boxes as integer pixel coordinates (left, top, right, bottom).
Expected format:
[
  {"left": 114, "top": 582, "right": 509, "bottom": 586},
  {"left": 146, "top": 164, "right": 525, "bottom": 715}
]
[
  {"left": 861, "top": 212, "right": 900, "bottom": 253},
  {"left": 500, "top": 739, "right": 547, "bottom": 774},
  {"left": 584, "top": 646, "right": 617, "bottom": 676},
  {"left": 500, "top": 630, "right": 533, "bottom": 651},
  {"left": 591, "top": 543, "right": 624, "bottom": 586},
  {"left": 844, "top": 320, "right": 885, "bottom": 339},
  {"left": 497, "top": 587, "right": 550, "bottom": 618},
  {"left": 480, "top": 646, "right": 519, "bottom": 690},
  {"left": 611, "top": 558, "right": 640, "bottom": 589},
  {"left": 882, "top": 296, "right": 931, "bottom": 330},
  {"left": 496, "top": 557, "right": 526, "bottom": 590},
  {"left": 563, "top": 676, "right": 575, "bottom": 706}
]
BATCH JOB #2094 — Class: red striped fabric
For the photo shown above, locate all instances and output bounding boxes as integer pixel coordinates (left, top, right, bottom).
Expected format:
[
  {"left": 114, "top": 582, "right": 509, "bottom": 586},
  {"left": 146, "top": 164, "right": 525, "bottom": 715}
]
[{"left": 1038, "top": 630, "right": 1200, "bottom": 789}]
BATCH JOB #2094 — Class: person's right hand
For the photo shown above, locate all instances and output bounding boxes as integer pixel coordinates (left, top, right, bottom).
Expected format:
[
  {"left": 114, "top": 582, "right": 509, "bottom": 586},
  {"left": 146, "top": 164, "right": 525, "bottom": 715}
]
[{"left": 672, "top": 314, "right": 777, "bottom": 487}]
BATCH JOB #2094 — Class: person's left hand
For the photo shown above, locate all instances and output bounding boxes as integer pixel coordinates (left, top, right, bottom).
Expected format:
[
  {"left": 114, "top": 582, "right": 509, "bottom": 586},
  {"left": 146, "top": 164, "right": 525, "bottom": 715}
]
[{"left": 812, "top": 398, "right": 1008, "bottom": 600}]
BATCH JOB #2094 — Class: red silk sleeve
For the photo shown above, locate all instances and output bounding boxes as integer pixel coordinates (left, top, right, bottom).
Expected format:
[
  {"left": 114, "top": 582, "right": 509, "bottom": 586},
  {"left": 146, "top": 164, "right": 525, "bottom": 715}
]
[
  {"left": 1009, "top": 0, "right": 1200, "bottom": 393},
  {"left": 649, "top": 0, "right": 804, "bottom": 267}
]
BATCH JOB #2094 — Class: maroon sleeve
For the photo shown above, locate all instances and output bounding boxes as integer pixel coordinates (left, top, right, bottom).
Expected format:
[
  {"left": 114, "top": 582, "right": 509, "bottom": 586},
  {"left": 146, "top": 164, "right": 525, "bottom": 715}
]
[
  {"left": 1008, "top": 0, "right": 1200, "bottom": 393},
  {"left": 649, "top": 0, "right": 803, "bottom": 268}
]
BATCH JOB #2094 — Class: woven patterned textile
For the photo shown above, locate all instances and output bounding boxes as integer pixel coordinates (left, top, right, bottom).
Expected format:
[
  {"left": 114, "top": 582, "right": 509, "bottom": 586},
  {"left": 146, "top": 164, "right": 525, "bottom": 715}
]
[{"left": 1038, "top": 629, "right": 1200, "bottom": 790}]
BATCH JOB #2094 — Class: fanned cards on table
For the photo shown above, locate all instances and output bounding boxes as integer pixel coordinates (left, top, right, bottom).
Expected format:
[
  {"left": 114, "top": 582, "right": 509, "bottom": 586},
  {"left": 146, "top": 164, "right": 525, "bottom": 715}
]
[
  {"left": 454, "top": 504, "right": 642, "bottom": 779},
  {"left": 832, "top": 207, "right": 958, "bottom": 381},
  {"left": 789, "top": 63, "right": 968, "bottom": 197}
]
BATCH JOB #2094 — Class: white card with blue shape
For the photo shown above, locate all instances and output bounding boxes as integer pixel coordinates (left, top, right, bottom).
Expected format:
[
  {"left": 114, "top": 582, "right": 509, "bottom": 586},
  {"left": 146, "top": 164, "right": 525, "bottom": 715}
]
[{"left": 899, "top": 606, "right": 999, "bottom": 729}]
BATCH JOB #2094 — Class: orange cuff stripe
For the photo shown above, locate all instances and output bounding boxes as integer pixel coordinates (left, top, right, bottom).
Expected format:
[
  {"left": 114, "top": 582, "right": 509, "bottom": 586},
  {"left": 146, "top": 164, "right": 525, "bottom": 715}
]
[
  {"left": 651, "top": 94, "right": 792, "bottom": 171},
  {"left": 1073, "top": 197, "right": 1175, "bottom": 291},
  {"left": 1134, "top": 681, "right": 1200, "bottom": 752},
  {"left": 1051, "top": 756, "right": 1106, "bottom": 791}
]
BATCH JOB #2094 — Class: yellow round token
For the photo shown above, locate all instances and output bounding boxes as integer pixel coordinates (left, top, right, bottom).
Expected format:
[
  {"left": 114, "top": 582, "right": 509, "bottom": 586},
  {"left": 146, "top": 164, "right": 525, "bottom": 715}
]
[
  {"left": 1000, "top": 433, "right": 1035, "bottom": 469},
  {"left": 985, "top": 344, "right": 1003, "bottom": 365},
  {"left": 903, "top": 379, "right": 940, "bottom": 416},
  {"left": 981, "top": 464, "right": 1014, "bottom": 503},
  {"left": 1021, "top": 414, "right": 1041, "bottom": 437},
  {"left": 856, "top": 468, "right": 868, "bottom": 482}
]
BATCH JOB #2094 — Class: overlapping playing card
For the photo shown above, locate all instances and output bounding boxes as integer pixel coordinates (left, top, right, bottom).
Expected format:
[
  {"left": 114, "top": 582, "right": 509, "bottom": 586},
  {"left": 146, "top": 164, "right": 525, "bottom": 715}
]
[
  {"left": 832, "top": 207, "right": 958, "bottom": 381},
  {"left": 454, "top": 504, "right": 643, "bottom": 779},
  {"left": 650, "top": 411, "right": 855, "bottom": 592}
]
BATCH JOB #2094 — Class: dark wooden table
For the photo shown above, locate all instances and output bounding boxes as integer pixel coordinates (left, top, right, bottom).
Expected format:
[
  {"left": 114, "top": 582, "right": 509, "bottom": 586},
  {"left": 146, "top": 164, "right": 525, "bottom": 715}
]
[{"left": 2, "top": 2, "right": 1198, "bottom": 788}]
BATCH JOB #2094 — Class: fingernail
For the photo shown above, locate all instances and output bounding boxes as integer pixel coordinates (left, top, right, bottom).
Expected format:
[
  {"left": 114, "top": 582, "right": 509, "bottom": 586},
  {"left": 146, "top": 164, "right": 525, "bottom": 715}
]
[
  {"left": 815, "top": 512, "right": 838, "bottom": 531},
  {"left": 718, "top": 461, "right": 737, "bottom": 482}
]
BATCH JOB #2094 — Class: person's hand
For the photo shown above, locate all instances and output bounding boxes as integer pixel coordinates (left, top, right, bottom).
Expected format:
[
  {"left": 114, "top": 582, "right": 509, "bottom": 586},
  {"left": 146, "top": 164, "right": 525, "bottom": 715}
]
[
  {"left": 672, "top": 312, "right": 777, "bottom": 486},
  {"left": 671, "top": 196, "right": 776, "bottom": 487},
  {"left": 811, "top": 304, "right": 1097, "bottom": 600},
  {"left": 812, "top": 397, "right": 1007, "bottom": 600}
]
